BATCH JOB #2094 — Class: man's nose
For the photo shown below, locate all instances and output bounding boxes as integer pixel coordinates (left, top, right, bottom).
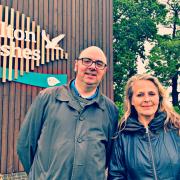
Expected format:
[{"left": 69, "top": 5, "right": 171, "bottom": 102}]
[{"left": 89, "top": 62, "right": 96, "bottom": 69}]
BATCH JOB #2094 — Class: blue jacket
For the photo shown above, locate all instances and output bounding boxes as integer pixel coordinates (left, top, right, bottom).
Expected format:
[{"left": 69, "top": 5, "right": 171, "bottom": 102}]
[
  {"left": 17, "top": 84, "right": 118, "bottom": 180},
  {"left": 108, "top": 112, "right": 180, "bottom": 180}
]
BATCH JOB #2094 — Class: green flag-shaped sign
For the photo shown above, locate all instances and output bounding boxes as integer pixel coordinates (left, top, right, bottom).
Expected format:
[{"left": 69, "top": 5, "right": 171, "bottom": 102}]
[{"left": 0, "top": 67, "right": 67, "bottom": 88}]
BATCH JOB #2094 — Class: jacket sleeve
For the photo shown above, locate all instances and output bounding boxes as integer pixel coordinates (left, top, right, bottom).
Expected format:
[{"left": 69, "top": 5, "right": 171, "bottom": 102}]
[
  {"left": 106, "top": 104, "right": 119, "bottom": 167},
  {"left": 107, "top": 134, "right": 127, "bottom": 180},
  {"left": 16, "top": 91, "right": 49, "bottom": 174}
]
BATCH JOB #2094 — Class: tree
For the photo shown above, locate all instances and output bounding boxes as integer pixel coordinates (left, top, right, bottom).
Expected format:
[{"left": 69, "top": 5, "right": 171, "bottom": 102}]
[
  {"left": 147, "top": 0, "right": 180, "bottom": 107},
  {"left": 113, "top": 0, "right": 167, "bottom": 102}
]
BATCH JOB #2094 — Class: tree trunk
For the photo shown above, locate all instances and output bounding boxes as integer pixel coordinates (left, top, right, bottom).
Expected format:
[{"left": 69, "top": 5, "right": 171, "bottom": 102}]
[
  {"left": 172, "top": 9, "right": 178, "bottom": 38},
  {"left": 171, "top": 72, "right": 179, "bottom": 107},
  {"left": 171, "top": 8, "right": 179, "bottom": 108}
]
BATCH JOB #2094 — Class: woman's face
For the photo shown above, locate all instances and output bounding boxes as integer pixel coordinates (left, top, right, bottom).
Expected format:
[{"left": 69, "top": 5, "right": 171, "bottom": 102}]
[{"left": 131, "top": 80, "right": 160, "bottom": 123}]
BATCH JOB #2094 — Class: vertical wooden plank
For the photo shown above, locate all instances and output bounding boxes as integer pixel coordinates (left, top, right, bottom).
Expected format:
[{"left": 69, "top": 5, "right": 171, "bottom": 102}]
[
  {"left": 67, "top": 0, "right": 72, "bottom": 80},
  {"left": 63, "top": 0, "right": 69, "bottom": 74},
  {"left": 49, "top": 0, "right": 53, "bottom": 37},
  {"left": 20, "top": 14, "right": 25, "bottom": 76},
  {"left": 34, "top": 0, "right": 40, "bottom": 71},
  {"left": 13, "top": 81, "right": 21, "bottom": 172},
  {"left": 12, "top": 1, "right": 20, "bottom": 172},
  {"left": 54, "top": 0, "right": 59, "bottom": 62},
  {"left": 1, "top": 6, "right": 9, "bottom": 173},
  {"left": 106, "top": 0, "right": 110, "bottom": 98},
  {"left": 26, "top": 15, "right": 32, "bottom": 131},
  {"left": 43, "top": 0, "right": 49, "bottom": 32},
  {"left": 57, "top": 0, "right": 63, "bottom": 74},
  {"left": 53, "top": 0, "right": 58, "bottom": 74},
  {"left": 83, "top": 0, "right": 88, "bottom": 48},
  {"left": 38, "top": 0, "right": 43, "bottom": 89},
  {"left": 91, "top": 0, "right": 95, "bottom": 45},
  {"left": 98, "top": 0, "right": 103, "bottom": 92},
  {"left": 11, "top": 1, "right": 20, "bottom": 172},
  {"left": 0, "top": 82, "right": 2, "bottom": 172},
  {"left": 102, "top": 0, "right": 107, "bottom": 95},
  {"left": 46, "top": 34, "right": 50, "bottom": 63},
  {"left": 109, "top": 0, "right": 113, "bottom": 99},
  {"left": 62, "top": 0, "right": 67, "bottom": 74},
  {"left": 6, "top": 0, "right": 12, "bottom": 7},
  {"left": 23, "top": 0, "right": 29, "bottom": 15},
  {"left": 14, "top": 11, "right": 19, "bottom": 79},
  {"left": 8, "top": 8, "right": 14, "bottom": 81},
  {"left": 95, "top": 0, "right": 99, "bottom": 47},
  {"left": 48, "top": 0, "right": 54, "bottom": 72},
  {"left": 75, "top": 0, "right": 80, "bottom": 76},
  {"left": 0, "top": 0, "right": 7, "bottom": 6},
  {"left": 0, "top": 4, "right": 3, "bottom": 173},
  {"left": 2, "top": 6, "right": 9, "bottom": 82},
  {"left": 36, "top": 25, "right": 40, "bottom": 66},
  {"left": 19, "top": 12, "right": 26, "bottom": 172},
  {"left": 0, "top": 4, "right": 2, "bottom": 22},
  {"left": 29, "top": 0, "right": 34, "bottom": 18},
  {"left": 54, "top": 0, "right": 59, "bottom": 63},
  {"left": 29, "top": 0, "right": 38, "bottom": 136},
  {"left": 19, "top": 83, "right": 26, "bottom": 172},
  {"left": 1, "top": 81, "right": 10, "bottom": 173},
  {"left": 71, "top": 0, "right": 75, "bottom": 78},
  {"left": 79, "top": 0, "right": 83, "bottom": 51},
  {"left": 44, "top": 0, "right": 49, "bottom": 75},
  {"left": 25, "top": 17, "right": 30, "bottom": 72},
  {"left": 12, "top": 0, "right": 18, "bottom": 11},
  {"left": 31, "top": 0, "right": 39, "bottom": 105},
  {"left": 34, "top": 0, "right": 42, "bottom": 89},
  {"left": 39, "top": 0, "right": 44, "bottom": 66},
  {"left": 29, "top": 0, "right": 34, "bottom": 70},
  {"left": 0, "top": 5, "right": 3, "bottom": 74},
  {"left": 34, "top": 0, "right": 39, "bottom": 23},
  {"left": 51, "top": 47, "right": 55, "bottom": 61},
  {"left": 17, "top": 0, "right": 24, "bottom": 14},
  {"left": 98, "top": 0, "right": 103, "bottom": 48},
  {"left": 87, "top": 0, "right": 91, "bottom": 46},
  {"left": 38, "top": 0, "right": 43, "bottom": 29},
  {"left": 31, "top": 21, "right": 36, "bottom": 70},
  {"left": 7, "top": 81, "right": 15, "bottom": 173},
  {"left": 7, "top": 7, "right": 15, "bottom": 173},
  {"left": 41, "top": 34, "right": 45, "bottom": 65}
]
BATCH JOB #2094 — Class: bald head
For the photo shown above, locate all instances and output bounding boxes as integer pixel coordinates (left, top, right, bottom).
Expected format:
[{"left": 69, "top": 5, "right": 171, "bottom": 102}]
[{"left": 78, "top": 46, "right": 107, "bottom": 64}]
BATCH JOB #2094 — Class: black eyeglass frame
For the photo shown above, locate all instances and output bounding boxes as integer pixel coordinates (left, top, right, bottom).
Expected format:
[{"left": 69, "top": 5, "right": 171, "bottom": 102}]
[{"left": 77, "top": 57, "right": 107, "bottom": 70}]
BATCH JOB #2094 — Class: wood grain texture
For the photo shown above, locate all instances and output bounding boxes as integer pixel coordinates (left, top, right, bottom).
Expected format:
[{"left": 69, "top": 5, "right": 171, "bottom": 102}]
[{"left": 0, "top": 0, "right": 113, "bottom": 173}]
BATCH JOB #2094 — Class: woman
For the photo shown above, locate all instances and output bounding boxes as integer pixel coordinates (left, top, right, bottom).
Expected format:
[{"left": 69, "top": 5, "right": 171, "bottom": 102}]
[{"left": 108, "top": 74, "right": 180, "bottom": 180}]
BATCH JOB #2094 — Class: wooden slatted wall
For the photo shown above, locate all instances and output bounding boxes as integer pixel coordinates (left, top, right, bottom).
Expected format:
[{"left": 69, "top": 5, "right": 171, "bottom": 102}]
[{"left": 0, "top": 0, "right": 113, "bottom": 173}]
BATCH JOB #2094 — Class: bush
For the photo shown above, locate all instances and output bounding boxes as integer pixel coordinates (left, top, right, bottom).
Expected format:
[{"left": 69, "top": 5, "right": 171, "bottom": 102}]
[
  {"left": 115, "top": 101, "right": 124, "bottom": 120},
  {"left": 174, "top": 106, "right": 180, "bottom": 114}
]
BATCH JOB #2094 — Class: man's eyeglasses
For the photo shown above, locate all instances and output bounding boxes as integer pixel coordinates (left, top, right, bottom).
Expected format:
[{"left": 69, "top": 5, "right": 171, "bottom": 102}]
[{"left": 77, "top": 58, "right": 107, "bottom": 70}]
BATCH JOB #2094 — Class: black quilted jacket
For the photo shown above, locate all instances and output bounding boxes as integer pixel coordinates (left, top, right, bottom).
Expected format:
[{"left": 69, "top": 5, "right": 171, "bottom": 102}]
[{"left": 108, "top": 112, "right": 180, "bottom": 180}]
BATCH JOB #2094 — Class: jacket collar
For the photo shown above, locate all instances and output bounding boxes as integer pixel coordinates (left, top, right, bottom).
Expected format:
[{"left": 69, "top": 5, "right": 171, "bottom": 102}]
[
  {"left": 122, "top": 112, "right": 167, "bottom": 133},
  {"left": 55, "top": 81, "right": 106, "bottom": 111}
]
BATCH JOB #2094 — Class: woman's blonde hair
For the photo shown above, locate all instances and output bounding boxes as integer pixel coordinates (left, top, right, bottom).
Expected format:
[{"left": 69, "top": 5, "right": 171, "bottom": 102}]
[{"left": 120, "top": 73, "right": 180, "bottom": 131}]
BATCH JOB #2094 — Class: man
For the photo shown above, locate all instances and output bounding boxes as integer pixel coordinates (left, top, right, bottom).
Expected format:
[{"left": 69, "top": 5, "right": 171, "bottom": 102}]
[{"left": 17, "top": 46, "right": 119, "bottom": 180}]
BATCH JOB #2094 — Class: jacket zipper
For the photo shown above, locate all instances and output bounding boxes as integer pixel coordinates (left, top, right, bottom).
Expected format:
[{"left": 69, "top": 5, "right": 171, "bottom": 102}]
[{"left": 145, "top": 127, "right": 158, "bottom": 180}]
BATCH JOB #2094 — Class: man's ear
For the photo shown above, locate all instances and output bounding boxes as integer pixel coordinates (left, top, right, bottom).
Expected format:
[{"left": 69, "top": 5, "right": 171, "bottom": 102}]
[{"left": 104, "top": 66, "right": 108, "bottom": 73}]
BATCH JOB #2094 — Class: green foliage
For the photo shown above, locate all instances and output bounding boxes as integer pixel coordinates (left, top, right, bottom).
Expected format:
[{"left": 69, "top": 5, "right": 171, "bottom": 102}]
[
  {"left": 113, "top": 0, "right": 167, "bottom": 102},
  {"left": 146, "top": 0, "right": 180, "bottom": 106},
  {"left": 147, "top": 35, "right": 180, "bottom": 86},
  {"left": 115, "top": 101, "right": 124, "bottom": 119},
  {"left": 174, "top": 106, "right": 180, "bottom": 114}
]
